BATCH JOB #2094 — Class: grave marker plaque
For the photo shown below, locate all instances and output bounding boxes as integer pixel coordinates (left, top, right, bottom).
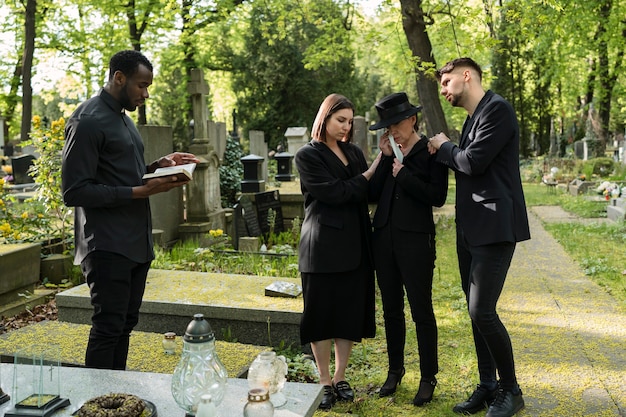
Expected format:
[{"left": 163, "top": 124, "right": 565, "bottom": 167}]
[
  {"left": 238, "top": 195, "right": 262, "bottom": 237},
  {"left": 255, "top": 190, "right": 284, "bottom": 235}
]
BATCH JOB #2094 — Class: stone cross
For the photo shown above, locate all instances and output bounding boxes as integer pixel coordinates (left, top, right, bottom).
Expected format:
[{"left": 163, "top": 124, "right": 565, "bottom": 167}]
[
  {"left": 179, "top": 68, "right": 225, "bottom": 233},
  {"left": 187, "top": 69, "right": 211, "bottom": 153}
]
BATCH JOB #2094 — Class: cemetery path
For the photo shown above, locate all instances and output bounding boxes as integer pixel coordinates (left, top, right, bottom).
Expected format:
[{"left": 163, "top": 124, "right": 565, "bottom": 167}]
[{"left": 500, "top": 206, "right": 625, "bottom": 416}]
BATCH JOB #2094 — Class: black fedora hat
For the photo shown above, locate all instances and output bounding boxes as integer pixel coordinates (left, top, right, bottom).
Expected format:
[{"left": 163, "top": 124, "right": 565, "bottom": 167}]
[{"left": 369, "top": 92, "right": 422, "bottom": 130}]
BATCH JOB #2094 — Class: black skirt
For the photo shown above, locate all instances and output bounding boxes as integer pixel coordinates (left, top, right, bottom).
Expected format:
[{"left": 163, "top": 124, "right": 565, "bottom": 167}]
[{"left": 300, "top": 259, "right": 376, "bottom": 344}]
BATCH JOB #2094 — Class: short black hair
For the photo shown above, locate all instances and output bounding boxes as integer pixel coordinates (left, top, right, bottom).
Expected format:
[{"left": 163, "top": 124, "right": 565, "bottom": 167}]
[
  {"left": 108, "top": 50, "right": 153, "bottom": 81},
  {"left": 436, "top": 57, "right": 482, "bottom": 81}
]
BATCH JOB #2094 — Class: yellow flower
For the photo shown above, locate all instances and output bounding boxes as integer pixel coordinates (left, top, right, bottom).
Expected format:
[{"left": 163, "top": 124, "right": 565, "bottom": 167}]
[
  {"left": 32, "top": 115, "right": 41, "bottom": 129},
  {"left": 21, "top": 211, "right": 29, "bottom": 219},
  {"left": 0, "top": 178, "right": 5, "bottom": 187},
  {"left": 209, "top": 229, "right": 224, "bottom": 238},
  {"left": 0, "top": 222, "right": 12, "bottom": 234}
]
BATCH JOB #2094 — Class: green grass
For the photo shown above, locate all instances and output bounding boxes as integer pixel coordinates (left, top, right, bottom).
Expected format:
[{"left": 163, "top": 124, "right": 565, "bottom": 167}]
[{"left": 523, "top": 182, "right": 626, "bottom": 309}]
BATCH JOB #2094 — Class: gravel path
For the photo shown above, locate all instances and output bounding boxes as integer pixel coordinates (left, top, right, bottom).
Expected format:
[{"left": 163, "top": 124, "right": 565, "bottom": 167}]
[{"left": 500, "top": 207, "right": 625, "bottom": 416}]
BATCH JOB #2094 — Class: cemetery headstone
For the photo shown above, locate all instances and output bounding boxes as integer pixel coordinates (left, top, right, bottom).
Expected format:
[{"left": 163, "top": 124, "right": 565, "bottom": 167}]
[
  {"left": 238, "top": 195, "right": 262, "bottom": 237},
  {"left": 11, "top": 154, "right": 36, "bottom": 184},
  {"left": 255, "top": 190, "right": 284, "bottom": 235}
]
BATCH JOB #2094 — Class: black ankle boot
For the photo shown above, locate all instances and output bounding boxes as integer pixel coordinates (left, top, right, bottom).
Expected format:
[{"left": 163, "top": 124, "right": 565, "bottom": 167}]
[
  {"left": 413, "top": 376, "right": 437, "bottom": 406},
  {"left": 379, "top": 367, "right": 405, "bottom": 397}
]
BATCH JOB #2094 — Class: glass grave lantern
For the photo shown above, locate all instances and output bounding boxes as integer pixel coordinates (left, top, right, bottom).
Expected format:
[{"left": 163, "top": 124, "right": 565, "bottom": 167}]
[
  {"left": 171, "top": 313, "right": 228, "bottom": 416},
  {"left": 0, "top": 362, "right": 9, "bottom": 406},
  {"left": 4, "top": 345, "right": 70, "bottom": 417}
]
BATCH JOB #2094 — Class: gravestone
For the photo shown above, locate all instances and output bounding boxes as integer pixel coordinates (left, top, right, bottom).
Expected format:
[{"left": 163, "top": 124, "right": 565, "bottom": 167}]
[
  {"left": 353, "top": 116, "right": 368, "bottom": 157},
  {"left": 284, "top": 127, "right": 309, "bottom": 156},
  {"left": 178, "top": 68, "right": 228, "bottom": 242},
  {"left": 249, "top": 130, "right": 268, "bottom": 182},
  {"left": 255, "top": 190, "right": 284, "bottom": 235},
  {"left": 237, "top": 195, "right": 262, "bottom": 237},
  {"left": 11, "top": 154, "right": 36, "bottom": 184},
  {"left": 141, "top": 125, "right": 183, "bottom": 245},
  {"left": 213, "top": 121, "right": 227, "bottom": 162}
]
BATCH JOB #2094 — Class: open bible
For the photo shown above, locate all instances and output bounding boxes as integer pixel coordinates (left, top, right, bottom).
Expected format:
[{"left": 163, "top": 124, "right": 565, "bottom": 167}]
[{"left": 142, "top": 163, "right": 196, "bottom": 181}]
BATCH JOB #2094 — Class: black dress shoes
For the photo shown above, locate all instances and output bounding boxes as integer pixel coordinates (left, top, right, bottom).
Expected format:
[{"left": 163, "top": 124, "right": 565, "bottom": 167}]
[
  {"left": 319, "top": 385, "right": 336, "bottom": 410},
  {"left": 485, "top": 389, "right": 524, "bottom": 417},
  {"left": 453, "top": 384, "right": 498, "bottom": 414},
  {"left": 413, "top": 376, "right": 437, "bottom": 406},
  {"left": 332, "top": 380, "right": 354, "bottom": 402},
  {"left": 379, "top": 367, "right": 406, "bottom": 397}
]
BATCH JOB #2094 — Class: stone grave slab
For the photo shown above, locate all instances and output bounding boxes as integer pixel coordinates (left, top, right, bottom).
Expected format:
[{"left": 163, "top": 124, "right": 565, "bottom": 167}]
[
  {"left": 56, "top": 269, "right": 304, "bottom": 350},
  {"left": 0, "top": 363, "right": 323, "bottom": 417}
]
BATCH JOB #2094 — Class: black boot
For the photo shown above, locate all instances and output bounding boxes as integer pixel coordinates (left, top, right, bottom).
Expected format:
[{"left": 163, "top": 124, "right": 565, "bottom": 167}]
[
  {"left": 413, "top": 376, "right": 437, "bottom": 406},
  {"left": 379, "top": 367, "right": 406, "bottom": 397}
]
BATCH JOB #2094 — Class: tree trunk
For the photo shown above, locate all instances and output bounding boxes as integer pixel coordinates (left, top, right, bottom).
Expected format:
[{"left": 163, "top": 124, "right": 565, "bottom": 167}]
[
  {"left": 399, "top": 0, "right": 448, "bottom": 138},
  {"left": 20, "top": 0, "right": 36, "bottom": 143},
  {"left": 126, "top": 0, "right": 147, "bottom": 125}
]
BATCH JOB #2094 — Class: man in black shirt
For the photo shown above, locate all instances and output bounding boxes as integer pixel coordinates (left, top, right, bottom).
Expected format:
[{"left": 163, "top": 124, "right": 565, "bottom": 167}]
[{"left": 62, "top": 50, "right": 199, "bottom": 370}]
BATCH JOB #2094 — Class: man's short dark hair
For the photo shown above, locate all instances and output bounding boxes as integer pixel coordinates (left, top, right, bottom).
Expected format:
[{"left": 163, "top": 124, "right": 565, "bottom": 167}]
[
  {"left": 436, "top": 57, "right": 482, "bottom": 81},
  {"left": 108, "top": 50, "right": 153, "bottom": 81}
]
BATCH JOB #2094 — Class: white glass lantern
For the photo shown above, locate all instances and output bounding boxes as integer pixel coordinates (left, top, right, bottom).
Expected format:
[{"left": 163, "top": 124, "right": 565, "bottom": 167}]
[{"left": 171, "top": 314, "right": 228, "bottom": 416}]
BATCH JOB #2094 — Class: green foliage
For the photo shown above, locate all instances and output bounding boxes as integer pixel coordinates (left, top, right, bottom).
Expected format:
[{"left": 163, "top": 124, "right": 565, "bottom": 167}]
[
  {"left": 219, "top": 135, "right": 244, "bottom": 208},
  {"left": 217, "top": 0, "right": 364, "bottom": 149},
  {"left": 152, "top": 239, "right": 299, "bottom": 278},
  {"left": 0, "top": 116, "right": 73, "bottom": 248},
  {"left": 24, "top": 116, "right": 73, "bottom": 251}
]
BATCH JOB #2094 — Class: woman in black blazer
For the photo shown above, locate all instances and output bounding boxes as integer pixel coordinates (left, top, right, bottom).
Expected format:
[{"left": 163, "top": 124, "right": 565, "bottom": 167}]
[
  {"left": 295, "top": 93, "right": 380, "bottom": 410},
  {"left": 368, "top": 93, "right": 448, "bottom": 406}
]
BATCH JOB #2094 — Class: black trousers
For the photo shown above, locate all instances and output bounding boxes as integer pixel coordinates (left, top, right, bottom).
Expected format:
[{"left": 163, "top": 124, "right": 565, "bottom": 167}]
[
  {"left": 81, "top": 251, "right": 150, "bottom": 370},
  {"left": 457, "top": 227, "right": 519, "bottom": 391},
  {"left": 374, "top": 225, "right": 438, "bottom": 378}
]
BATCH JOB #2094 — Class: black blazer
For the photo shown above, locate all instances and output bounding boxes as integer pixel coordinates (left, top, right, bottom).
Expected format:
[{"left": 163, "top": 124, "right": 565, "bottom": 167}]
[
  {"left": 295, "top": 140, "right": 372, "bottom": 274},
  {"left": 436, "top": 90, "right": 530, "bottom": 246},
  {"left": 369, "top": 136, "right": 448, "bottom": 234}
]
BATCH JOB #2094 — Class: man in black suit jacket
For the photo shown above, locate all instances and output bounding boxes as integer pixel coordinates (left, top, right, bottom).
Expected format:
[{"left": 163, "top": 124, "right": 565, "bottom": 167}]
[{"left": 428, "top": 58, "right": 530, "bottom": 417}]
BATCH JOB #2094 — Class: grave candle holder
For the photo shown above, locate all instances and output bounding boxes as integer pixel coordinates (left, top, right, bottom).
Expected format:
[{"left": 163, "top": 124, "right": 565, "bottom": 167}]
[
  {"left": 4, "top": 345, "right": 70, "bottom": 417},
  {"left": 0, "top": 362, "right": 9, "bottom": 405}
]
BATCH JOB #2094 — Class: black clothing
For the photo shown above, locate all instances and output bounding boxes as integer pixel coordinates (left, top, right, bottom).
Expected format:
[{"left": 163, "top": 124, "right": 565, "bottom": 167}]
[
  {"left": 62, "top": 89, "right": 154, "bottom": 370},
  {"left": 63, "top": 89, "right": 154, "bottom": 266},
  {"left": 295, "top": 140, "right": 376, "bottom": 344},
  {"left": 81, "top": 251, "right": 150, "bottom": 370},
  {"left": 369, "top": 137, "right": 448, "bottom": 377},
  {"left": 435, "top": 90, "right": 530, "bottom": 391},
  {"left": 436, "top": 91, "right": 530, "bottom": 246}
]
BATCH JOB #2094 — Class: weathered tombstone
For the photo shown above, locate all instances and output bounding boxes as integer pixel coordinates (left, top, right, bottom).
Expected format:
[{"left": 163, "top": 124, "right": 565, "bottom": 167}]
[
  {"left": 353, "top": 116, "right": 368, "bottom": 157},
  {"left": 255, "top": 190, "right": 284, "bottom": 235},
  {"left": 178, "top": 68, "right": 227, "bottom": 242},
  {"left": 11, "top": 154, "right": 36, "bottom": 184},
  {"left": 214, "top": 121, "right": 227, "bottom": 162},
  {"left": 249, "top": 130, "right": 268, "bottom": 182},
  {"left": 141, "top": 125, "right": 183, "bottom": 245},
  {"left": 284, "top": 127, "right": 309, "bottom": 156},
  {"left": 238, "top": 195, "right": 262, "bottom": 237}
]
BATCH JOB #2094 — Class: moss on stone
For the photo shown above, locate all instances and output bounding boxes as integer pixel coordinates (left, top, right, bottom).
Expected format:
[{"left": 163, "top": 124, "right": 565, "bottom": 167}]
[{"left": 0, "top": 321, "right": 264, "bottom": 377}]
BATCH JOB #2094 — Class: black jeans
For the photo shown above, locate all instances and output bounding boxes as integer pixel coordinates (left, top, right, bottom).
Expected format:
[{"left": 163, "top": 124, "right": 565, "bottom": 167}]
[
  {"left": 374, "top": 226, "right": 438, "bottom": 378},
  {"left": 81, "top": 251, "right": 150, "bottom": 370},
  {"left": 457, "top": 228, "right": 519, "bottom": 391}
]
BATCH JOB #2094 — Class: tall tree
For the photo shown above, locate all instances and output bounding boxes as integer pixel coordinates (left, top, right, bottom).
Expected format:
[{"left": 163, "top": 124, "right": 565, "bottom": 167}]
[
  {"left": 398, "top": 0, "right": 447, "bottom": 137},
  {"left": 20, "top": 0, "right": 37, "bottom": 142}
]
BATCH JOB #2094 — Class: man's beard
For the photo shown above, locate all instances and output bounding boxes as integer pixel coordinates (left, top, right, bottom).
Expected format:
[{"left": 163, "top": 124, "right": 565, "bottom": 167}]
[{"left": 119, "top": 84, "right": 136, "bottom": 112}]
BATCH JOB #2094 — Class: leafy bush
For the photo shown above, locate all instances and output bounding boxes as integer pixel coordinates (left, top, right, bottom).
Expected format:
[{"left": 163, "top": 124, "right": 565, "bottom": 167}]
[{"left": 219, "top": 136, "right": 244, "bottom": 208}]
